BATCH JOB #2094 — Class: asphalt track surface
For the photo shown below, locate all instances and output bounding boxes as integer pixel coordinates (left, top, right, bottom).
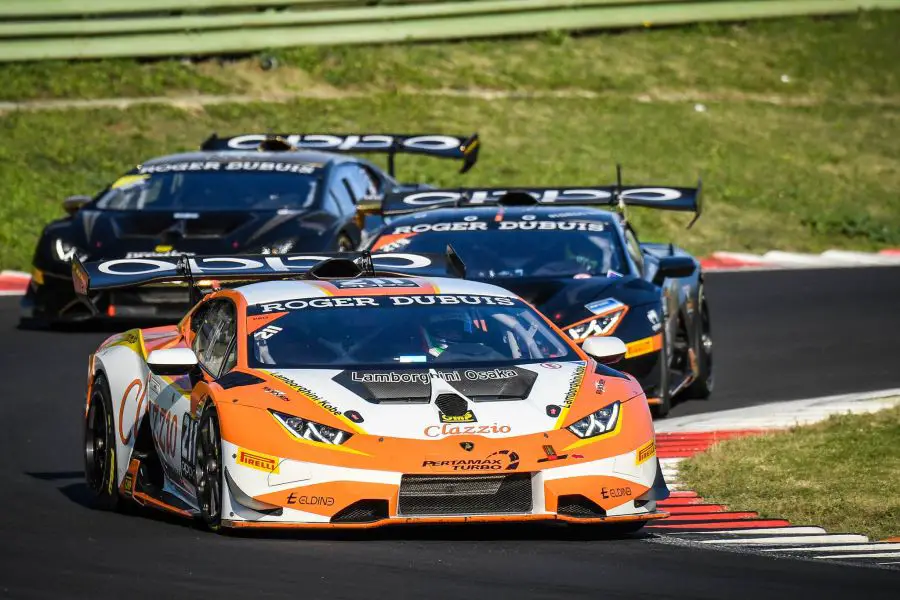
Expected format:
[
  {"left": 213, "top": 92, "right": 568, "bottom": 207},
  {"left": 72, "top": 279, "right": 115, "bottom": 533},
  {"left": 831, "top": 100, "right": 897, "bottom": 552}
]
[{"left": 1, "top": 267, "right": 898, "bottom": 599}]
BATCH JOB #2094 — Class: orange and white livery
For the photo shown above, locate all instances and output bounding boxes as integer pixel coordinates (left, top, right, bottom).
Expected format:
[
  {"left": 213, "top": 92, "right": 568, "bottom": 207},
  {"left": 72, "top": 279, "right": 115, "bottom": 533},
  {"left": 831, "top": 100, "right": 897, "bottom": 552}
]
[{"left": 79, "top": 252, "right": 669, "bottom": 531}]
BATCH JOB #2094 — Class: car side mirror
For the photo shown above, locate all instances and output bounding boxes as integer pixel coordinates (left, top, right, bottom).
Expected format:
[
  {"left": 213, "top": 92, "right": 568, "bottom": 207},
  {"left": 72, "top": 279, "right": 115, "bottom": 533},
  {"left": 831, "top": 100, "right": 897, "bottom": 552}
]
[
  {"left": 62, "top": 195, "right": 92, "bottom": 215},
  {"left": 147, "top": 348, "right": 200, "bottom": 376},
  {"left": 581, "top": 336, "right": 627, "bottom": 364},
  {"left": 652, "top": 256, "right": 696, "bottom": 286}
]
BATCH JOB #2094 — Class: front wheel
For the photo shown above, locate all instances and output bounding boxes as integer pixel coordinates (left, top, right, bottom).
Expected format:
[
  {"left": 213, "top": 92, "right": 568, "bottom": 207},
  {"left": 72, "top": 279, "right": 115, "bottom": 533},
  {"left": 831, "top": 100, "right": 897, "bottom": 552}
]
[
  {"left": 684, "top": 286, "right": 713, "bottom": 400},
  {"left": 84, "top": 374, "right": 120, "bottom": 511},
  {"left": 650, "top": 330, "right": 671, "bottom": 419},
  {"left": 194, "top": 403, "right": 223, "bottom": 531}
]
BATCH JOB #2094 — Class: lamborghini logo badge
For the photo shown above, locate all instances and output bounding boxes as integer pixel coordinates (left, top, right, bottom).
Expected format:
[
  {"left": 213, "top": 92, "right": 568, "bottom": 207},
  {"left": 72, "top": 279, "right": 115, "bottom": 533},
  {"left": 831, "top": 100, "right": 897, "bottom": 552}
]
[{"left": 459, "top": 442, "right": 475, "bottom": 452}]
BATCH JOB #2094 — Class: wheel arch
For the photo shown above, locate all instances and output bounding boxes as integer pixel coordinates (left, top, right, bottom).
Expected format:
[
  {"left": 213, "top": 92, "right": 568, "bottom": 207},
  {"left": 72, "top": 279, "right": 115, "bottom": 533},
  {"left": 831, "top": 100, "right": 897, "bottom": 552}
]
[{"left": 88, "top": 342, "right": 152, "bottom": 486}]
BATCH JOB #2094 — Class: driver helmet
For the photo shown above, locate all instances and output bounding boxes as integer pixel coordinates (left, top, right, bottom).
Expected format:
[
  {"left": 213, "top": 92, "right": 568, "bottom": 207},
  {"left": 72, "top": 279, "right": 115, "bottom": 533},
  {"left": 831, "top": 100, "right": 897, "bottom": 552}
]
[{"left": 425, "top": 311, "right": 474, "bottom": 357}]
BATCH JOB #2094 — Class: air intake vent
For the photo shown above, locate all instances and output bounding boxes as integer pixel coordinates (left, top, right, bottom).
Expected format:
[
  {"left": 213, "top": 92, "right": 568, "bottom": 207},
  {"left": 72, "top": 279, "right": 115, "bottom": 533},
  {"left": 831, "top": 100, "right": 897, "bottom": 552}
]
[
  {"left": 435, "top": 393, "right": 469, "bottom": 417},
  {"left": 557, "top": 495, "right": 607, "bottom": 519},
  {"left": 398, "top": 473, "right": 532, "bottom": 516},
  {"left": 331, "top": 500, "right": 389, "bottom": 523}
]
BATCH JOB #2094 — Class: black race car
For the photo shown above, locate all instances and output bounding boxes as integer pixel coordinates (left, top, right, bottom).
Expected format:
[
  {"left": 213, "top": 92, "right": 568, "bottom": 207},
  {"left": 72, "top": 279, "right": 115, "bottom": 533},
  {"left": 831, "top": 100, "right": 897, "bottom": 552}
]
[
  {"left": 365, "top": 180, "right": 711, "bottom": 417},
  {"left": 22, "top": 132, "right": 479, "bottom": 324}
]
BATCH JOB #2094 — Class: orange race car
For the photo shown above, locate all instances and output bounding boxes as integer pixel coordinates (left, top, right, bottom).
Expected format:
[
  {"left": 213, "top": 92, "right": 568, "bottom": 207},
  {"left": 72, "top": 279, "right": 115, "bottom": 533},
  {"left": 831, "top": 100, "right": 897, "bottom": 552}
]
[{"left": 77, "top": 251, "right": 669, "bottom": 531}]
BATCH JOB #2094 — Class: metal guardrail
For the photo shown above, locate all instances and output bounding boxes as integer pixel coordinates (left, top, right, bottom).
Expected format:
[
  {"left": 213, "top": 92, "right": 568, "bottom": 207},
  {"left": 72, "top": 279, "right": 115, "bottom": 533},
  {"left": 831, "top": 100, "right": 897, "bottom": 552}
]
[{"left": 0, "top": 0, "right": 898, "bottom": 62}]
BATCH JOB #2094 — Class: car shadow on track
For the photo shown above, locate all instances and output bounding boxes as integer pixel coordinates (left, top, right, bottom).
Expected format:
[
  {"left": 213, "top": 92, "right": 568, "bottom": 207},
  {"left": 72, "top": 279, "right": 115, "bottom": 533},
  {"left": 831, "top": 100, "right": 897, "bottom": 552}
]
[
  {"left": 26, "top": 471, "right": 101, "bottom": 511},
  {"left": 225, "top": 523, "right": 660, "bottom": 543}
]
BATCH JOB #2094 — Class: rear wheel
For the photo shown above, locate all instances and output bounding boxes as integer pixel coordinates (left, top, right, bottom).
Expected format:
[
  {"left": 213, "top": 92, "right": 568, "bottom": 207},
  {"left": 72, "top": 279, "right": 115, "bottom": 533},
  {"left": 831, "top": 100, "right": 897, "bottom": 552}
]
[
  {"left": 195, "top": 403, "right": 223, "bottom": 532},
  {"left": 84, "top": 374, "right": 120, "bottom": 511},
  {"left": 684, "top": 286, "right": 714, "bottom": 399}
]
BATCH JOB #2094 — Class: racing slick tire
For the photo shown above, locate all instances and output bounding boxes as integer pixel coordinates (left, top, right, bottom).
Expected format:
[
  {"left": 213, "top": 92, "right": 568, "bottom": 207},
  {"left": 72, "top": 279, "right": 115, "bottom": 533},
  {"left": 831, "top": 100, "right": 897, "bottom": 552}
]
[
  {"left": 84, "top": 373, "right": 120, "bottom": 511},
  {"left": 650, "top": 329, "right": 672, "bottom": 419},
  {"left": 684, "top": 285, "right": 714, "bottom": 400},
  {"left": 194, "top": 402, "right": 224, "bottom": 532}
]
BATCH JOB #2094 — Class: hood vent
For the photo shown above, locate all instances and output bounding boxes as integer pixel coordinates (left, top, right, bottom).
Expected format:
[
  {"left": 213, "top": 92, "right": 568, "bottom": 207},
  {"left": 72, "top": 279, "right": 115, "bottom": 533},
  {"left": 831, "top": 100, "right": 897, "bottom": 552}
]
[{"left": 435, "top": 393, "right": 470, "bottom": 417}]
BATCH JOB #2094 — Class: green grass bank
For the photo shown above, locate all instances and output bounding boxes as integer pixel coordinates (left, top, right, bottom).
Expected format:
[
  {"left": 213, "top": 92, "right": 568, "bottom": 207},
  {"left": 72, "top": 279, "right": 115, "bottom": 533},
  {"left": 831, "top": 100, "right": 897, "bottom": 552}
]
[{"left": 1, "top": 12, "right": 898, "bottom": 269}]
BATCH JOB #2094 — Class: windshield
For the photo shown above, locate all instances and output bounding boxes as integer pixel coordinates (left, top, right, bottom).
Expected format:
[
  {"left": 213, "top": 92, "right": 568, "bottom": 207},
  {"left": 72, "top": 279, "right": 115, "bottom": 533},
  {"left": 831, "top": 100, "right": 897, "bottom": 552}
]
[
  {"left": 248, "top": 294, "right": 576, "bottom": 369},
  {"left": 372, "top": 218, "right": 627, "bottom": 278},
  {"left": 95, "top": 163, "right": 320, "bottom": 211}
]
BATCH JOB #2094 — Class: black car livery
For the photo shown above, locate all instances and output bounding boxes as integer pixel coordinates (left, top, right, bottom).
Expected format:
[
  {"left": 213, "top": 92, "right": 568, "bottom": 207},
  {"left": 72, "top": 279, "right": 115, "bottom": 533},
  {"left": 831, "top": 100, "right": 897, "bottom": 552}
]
[
  {"left": 365, "top": 181, "right": 712, "bottom": 417},
  {"left": 23, "top": 132, "right": 479, "bottom": 323}
]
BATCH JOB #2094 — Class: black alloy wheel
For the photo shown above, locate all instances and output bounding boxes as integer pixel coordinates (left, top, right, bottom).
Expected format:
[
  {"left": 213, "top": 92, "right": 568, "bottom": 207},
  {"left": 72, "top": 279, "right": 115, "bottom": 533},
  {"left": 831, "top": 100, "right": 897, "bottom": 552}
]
[
  {"left": 195, "top": 404, "right": 223, "bottom": 531},
  {"left": 84, "top": 374, "right": 120, "bottom": 510},
  {"left": 650, "top": 327, "right": 672, "bottom": 419},
  {"left": 685, "top": 285, "right": 714, "bottom": 399}
]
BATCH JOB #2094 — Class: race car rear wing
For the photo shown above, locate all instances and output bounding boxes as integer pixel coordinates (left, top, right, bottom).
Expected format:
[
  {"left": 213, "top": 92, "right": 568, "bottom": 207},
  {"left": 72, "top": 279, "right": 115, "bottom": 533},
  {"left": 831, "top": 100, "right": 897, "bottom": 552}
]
[
  {"left": 200, "top": 132, "right": 480, "bottom": 177},
  {"left": 72, "top": 249, "right": 466, "bottom": 313},
  {"left": 380, "top": 173, "right": 703, "bottom": 227}
]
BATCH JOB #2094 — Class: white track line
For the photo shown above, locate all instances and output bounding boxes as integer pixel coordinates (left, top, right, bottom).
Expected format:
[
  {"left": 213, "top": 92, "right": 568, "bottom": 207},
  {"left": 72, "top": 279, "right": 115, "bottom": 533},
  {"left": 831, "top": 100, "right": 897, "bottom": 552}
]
[
  {"left": 815, "top": 552, "right": 900, "bottom": 560},
  {"left": 762, "top": 543, "right": 900, "bottom": 553},
  {"left": 654, "top": 388, "right": 900, "bottom": 433},
  {"left": 760, "top": 251, "right": 851, "bottom": 267},
  {"left": 821, "top": 250, "right": 900, "bottom": 266},
  {"left": 669, "top": 527, "right": 828, "bottom": 535},
  {"left": 699, "top": 534, "right": 869, "bottom": 546}
]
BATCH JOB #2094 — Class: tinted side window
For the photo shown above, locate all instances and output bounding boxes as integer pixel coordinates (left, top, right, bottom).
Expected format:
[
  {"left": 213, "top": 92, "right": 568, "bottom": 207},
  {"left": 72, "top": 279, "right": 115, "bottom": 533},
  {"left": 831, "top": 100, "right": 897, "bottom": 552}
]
[
  {"left": 329, "top": 170, "right": 357, "bottom": 217},
  {"left": 191, "top": 300, "right": 237, "bottom": 377},
  {"left": 341, "top": 164, "right": 378, "bottom": 202},
  {"left": 222, "top": 341, "right": 238, "bottom": 374},
  {"left": 322, "top": 188, "right": 341, "bottom": 216}
]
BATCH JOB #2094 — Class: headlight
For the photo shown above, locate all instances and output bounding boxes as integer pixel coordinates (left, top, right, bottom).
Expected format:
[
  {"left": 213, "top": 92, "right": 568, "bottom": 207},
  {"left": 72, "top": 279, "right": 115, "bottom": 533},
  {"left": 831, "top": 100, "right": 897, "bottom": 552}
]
[
  {"left": 260, "top": 240, "right": 295, "bottom": 255},
  {"left": 567, "top": 402, "right": 620, "bottom": 439},
  {"left": 271, "top": 410, "right": 352, "bottom": 445},
  {"left": 566, "top": 309, "right": 626, "bottom": 341},
  {"left": 54, "top": 238, "right": 85, "bottom": 262}
]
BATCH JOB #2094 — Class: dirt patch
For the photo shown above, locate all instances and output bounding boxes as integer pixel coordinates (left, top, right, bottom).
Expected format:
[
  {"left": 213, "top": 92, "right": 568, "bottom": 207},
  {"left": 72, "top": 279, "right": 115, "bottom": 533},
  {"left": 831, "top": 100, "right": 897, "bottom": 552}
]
[{"left": 194, "top": 59, "right": 350, "bottom": 99}]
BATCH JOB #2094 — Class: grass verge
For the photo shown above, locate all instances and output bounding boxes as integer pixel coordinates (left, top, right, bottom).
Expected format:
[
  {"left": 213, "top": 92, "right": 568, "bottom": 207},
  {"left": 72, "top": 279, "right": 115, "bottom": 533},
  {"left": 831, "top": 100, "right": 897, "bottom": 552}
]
[
  {"left": 1, "top": 12, "right": 898, "bottom": 269},
  {"left": 2, "top": 93, "right": 899, "bottom": 270},
  {"left": 0, "top": 12, "right": 898, "bottom": 103},
  {"left": 678, "top": 404, "right": 900, "bottom": 541}
]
